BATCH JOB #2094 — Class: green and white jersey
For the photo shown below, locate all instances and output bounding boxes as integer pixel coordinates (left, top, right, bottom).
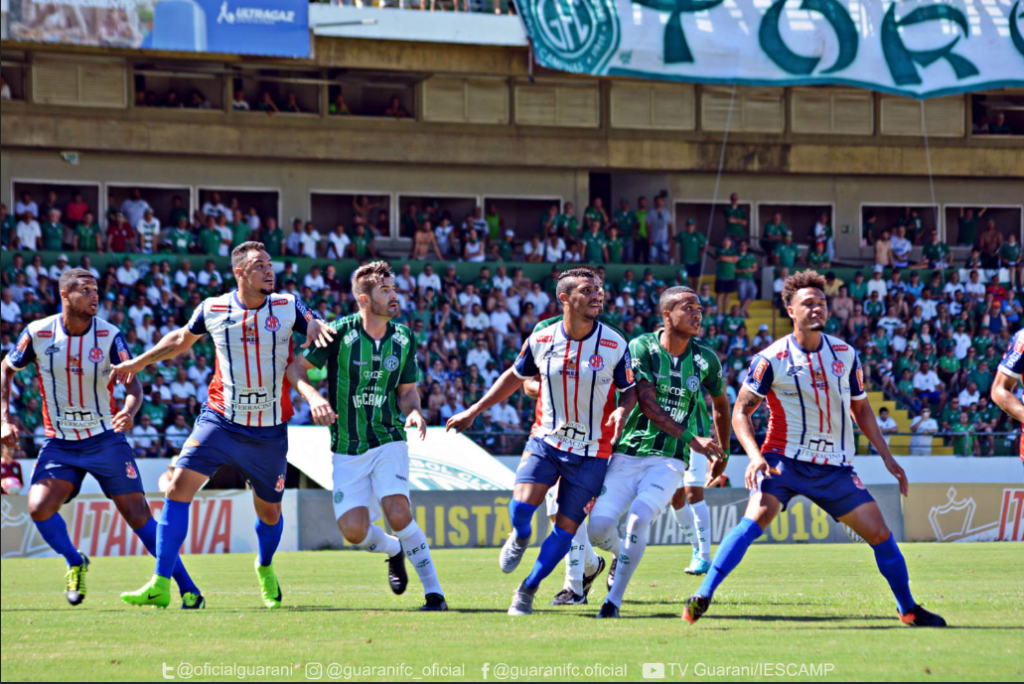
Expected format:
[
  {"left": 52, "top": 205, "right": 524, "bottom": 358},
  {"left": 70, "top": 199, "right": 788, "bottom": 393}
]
[
  {"left": 303, "top": 314, "right": 419, "bottom": 456},
  {"left": 138, "top": 218, "right": 161, "bottom": 254},
  {"left": 617, "top": 333, "right": 724, "bottom": 464}
]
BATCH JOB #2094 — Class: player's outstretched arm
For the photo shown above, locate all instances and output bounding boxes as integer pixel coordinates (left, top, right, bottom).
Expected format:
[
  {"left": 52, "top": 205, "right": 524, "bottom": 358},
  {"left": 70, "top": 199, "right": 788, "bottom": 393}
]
[
  {"left": 707, "top": 393, "right": 732, "bottom": 484},
  {"left": 285, "top": 357, "right": 337, "bottom": 427},
  {"left": 302, "top": 318, "right": 337, "bottom": 350},
  {"left": 850, "top": 397, "right": 908, "bottom": 497},
  {"left": 635, "top": 382, "right": 723, "bottom": 457},
  {"left": 0, "top": 359, "right": 20, "bottom": 452},
  {"left": 732, "top": 386, "right": 770, "bottom": 491},
  {"left": 398, "top": 382, "right": 427, "bottom": 442},
  {"left": 991, "top": 370, "right": 1024, "bottom": 424},
  {"left": 446, "top": 368, "right": 524, "bottom": 434},
  {"left": 111, "top": 375, "right": 143, "bottom": 434},
  {"left": 112, "top": 326, "right": 202, "bottom": 384}
]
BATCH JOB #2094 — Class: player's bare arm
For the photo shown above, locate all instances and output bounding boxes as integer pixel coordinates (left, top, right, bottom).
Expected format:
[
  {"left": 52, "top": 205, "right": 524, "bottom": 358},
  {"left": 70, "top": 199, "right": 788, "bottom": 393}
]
[
  {"left": 398, "top": 382, "right": 427, "bottom": 441},
  {"left": 732, "top": 385, "right": 770, "bottom": 490},
  {"left": 636, "top": 380, "right": 724, "bottom": 459},
  {"left": 606, "top": 385, "right": 638, "bottom": 445},
  {"left": 0, "top": 359, "right": 20, "bottom": 452},
  {"left": 991, "top": 370, "right": 1024, "bottom": 423},
  {"left": 112, "top": 325, "right": 203, "bottom": 384},
  {"left": 446, "top": 367, "right": 525, "bottom": 434},
  {"left": 523, "top": 377, "right": 541, "bottom": 400},
  {"left": 708, "top": 392, "right": 732, "bottom": 484},
  {"left": 111, "top": 375, "right": 144, "bottom": 434},
  {"left": 286, "top": 356, "right": 337, "bottom": 427},
  {"left": 303, "top": 317, "right": 338, "bottom": 350},
  {"left": 850, "top": 397, "right": 908, "bottom": 497}
]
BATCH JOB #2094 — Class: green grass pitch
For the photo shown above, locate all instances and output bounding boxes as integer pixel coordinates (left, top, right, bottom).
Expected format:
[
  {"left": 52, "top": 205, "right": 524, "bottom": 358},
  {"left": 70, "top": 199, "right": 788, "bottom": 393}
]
[{"left": 2, "top": 543, "right": 1022, "bottom": 682}]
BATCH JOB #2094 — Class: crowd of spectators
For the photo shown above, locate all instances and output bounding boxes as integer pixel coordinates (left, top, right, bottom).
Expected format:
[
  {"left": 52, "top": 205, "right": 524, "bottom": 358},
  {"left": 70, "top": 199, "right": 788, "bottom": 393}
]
[{"left": 2, "top": 188, "right": 1023, "bottom": 461}]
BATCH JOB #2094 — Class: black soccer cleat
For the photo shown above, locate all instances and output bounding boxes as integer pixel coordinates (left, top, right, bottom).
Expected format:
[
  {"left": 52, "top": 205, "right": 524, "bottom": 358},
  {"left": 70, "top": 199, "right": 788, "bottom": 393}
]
[
  {"left": 596, "top": 602, "right": 619, "bottom": 619},
  {"left": 606, "top": 557, "right": 617, "bottom": 592},
  {"left": 682, "top": 594, "right": 711, "bottom": 624},
  {"left": 549, "top": 588, "right": 587, "bottom": 606},
  {"left": 419, "top": 593, "right": 449, "bottom": 612},
  {"left": 581, "top": 556, "right": 606, "bottom": 599},
  {"left": 387, "top": 550, "right": 409, "bottom": 596},
  {"left": 900, "top": 604, "right": 947, "bottom": 628}
]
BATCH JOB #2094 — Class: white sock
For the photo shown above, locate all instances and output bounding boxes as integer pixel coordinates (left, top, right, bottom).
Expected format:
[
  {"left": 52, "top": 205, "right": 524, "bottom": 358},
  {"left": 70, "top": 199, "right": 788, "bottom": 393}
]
[
  {"left": 673, "top": 503, "right": 698, "bottom": 551},
  {"left": 606, "top": 500, "right": 659, "bottom": 608},
  {"left": 394, "top": 521, "right": 444, "bottom": 597},
  {"left": 690, "top": 500, "right": 712, "bottom": 562},
  {"left": 583, "top": 532, "right": 601, "bottom": 576},
  {"left": 354, "top": 524, "right": 402, "bottom": 558},
  {"left": 564, "top": 523, "right": 588, "bottom": 595},
  {"left": 587, "top": 516, "right": 621, "bottom": 554}
]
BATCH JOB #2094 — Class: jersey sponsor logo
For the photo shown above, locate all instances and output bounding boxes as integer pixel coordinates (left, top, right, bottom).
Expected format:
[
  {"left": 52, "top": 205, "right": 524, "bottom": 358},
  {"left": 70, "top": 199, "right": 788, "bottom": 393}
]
[
  {"left": 384, "top": 355, "right": 400, "bottom": 372},
  {"left": 753, "top": 358, "right": 769, "bottom": 382},
  {"left": 1016, "top": 337, "right": 1024, "bottom": 354},
  {"left": 352, "top": 392, "right": 386, "bottom": 408},
  {"left": 275, "top": 475, "right": 285, "bottom": 493},
  {"left": 806, "top": 433, "right": 836, "bottom": 454},
  {"left": 625, "top": 366, "right": 635, "bottom": 384},
  {"left": 45, "top": 344, "right": 62, "bottom": 356},
  {"left": 694, "top": 355, "right": 709, "bottom": 372},
  {"left": 588, "top": 354, "right": 605, "bottom": 371},
  {"left": 776, "top": 351, "right": 789, "bottom": 360},
  {"left": 211, "top": 305, "right": 230, "bottom": 313},
  {"left": 535, "top": 335, "right": 553, "bottom": 343},
  {"left": 856, "top": 368, "right": 865, "bottom": 389},
  {"left": 68, "top": 356, "right": 84, "bottom": 375},
  {"left": 233, "top": 389, "right": 274, "bottom": 413},
  {"left": 16, "top": 335, "right": 29, "bottom": 353},
  {"left": 831, "top": 360, "right": 845, "bottom": 377},
  {"left": 344, "top": 329, "right": 360, "bottom": 346},
  {"left": 599, "top": 339, "right": 618, "bottom": 350},
  {"left": 264, "top": 316, "right": 281, "bottom": 332},
  {"left": 833, "top": 344, "right": 849, "bottom": 352},
  {"left": 126, "top": 462, "right": 138, "bottom": 480},
  {"left": 38, "top": 330, "right": 54, "bottom": 338},
  {"left": 362, "top": 369, "right": 388, "bottom": 381},
  {"left": 60, "top": 409, "right": 100, "bottom": 431},
  {"left": 272, "top": 299, "right": 289, "bottom": 306},
  {"left": 88, "top": 347, "right": 104, "bottom": 363},
  {"left": 392, "top": 332, "right": 408, "bottom": 347},
  {"left": 97, "top": 330, "right": 110, "bottom": 338},
  {"left": 686, "top": 375, "right": 700, "bottom": 393},
  {"left": 787, "top": 365, "right": 804, "bottom": 377},
  {"left": 303, "top": 311, "right": 314, "bottom": 323},
  {"left": 563, "top": 360, "right": 579, "bottom": 378}
]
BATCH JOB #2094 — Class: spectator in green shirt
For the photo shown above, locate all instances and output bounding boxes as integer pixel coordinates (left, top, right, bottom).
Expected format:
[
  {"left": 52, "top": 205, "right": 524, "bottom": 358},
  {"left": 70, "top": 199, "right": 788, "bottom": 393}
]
[
  {"left": 975, "top": 395, "right": 1000, "bottom": 456},
  {"left": 989, "top": 113, "right": 1011, "bottom": 135},
  {"left": 849, "top": 271, "right": 868, "bottom": 301},
  {"left": 862, "top": 212, "right": 877, "bottom": 247},
  {"left": 612, "top": 199, "right": 637, "bottom": 258},
  {"left": 163, "top": 218, "right": 193, "bottom": 255},
  {"left": 606, "top": 227, "right": 625, "bottom": 264},
  {"left": 556, "top": 202, "right": 580, "bottom": 240},
  {"left": 41, "top": 209, "right": 64, "bottom": 251},
  {"left": 915, "top": 232, "right": 951, "bottom": 270},
  {"left": 724, "top": 193, "right": 748, "bottom": 239},
  {"left": 168, "top": 195, "right": 189, "bottom": 228},
  {"left": 957, "top": 207, "right": 985, "bottom": 247},
  {"left": 538, "top": 203, "right": 559, "bottom": 238},
  {"left": 714, "top": 235, "right": 740, "bottom": 315},
  {"left": 999, "top": 233, "right": 1021, "bottom": 289},
  {"left": 259, "top": 217, "right": 285, "bottom": 258},
  {"left": 774, "top": 233, "right": 800, "bottom": 269},
  {"left": 581, "top": 219, "right": 607, "bottom": 263},
  {"left": 485, "top": 204, "right": 504, "bottom": 243},
  {"left": 196, "top": 215, "right": 223, "bottom": 255},
  {"left": 761, "top": 211, "right": 788, "bottom": 256},
  {"left": 0, "top": 204, "right": 15, "bottom": 249},
  {"left": 229, "top": 209, "right": 253, "bottom": 248},
  {"left": 584, "top": 198, "right": 609, "bottom": 232},
  {"left": 73, "top": 212, "right": 103, "bottom": 253},
  {"left": 807, "top": 241, "right": 831, "bottom": 269},
  {"left": 950, "top": 412, "right": 976, "bottom": 456},
  {"left": 349, "top": 222, "right": 376, "bottom": 260},
  {"left": 674, "top": 218, "right": 707, "bottom": 289},
  {"left": 634, "top": 197, "right": 649, "bottom": 265},
  {"left": 735, "top": 240, "right": 758, "bottom": 316}
]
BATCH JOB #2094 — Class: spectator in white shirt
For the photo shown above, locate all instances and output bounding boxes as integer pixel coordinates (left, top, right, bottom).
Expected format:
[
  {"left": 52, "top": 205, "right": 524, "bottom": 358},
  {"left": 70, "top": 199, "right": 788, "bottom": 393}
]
[
  {"left": 15, "top": 192, "right": 39, "bottom": 220},
  {"left": 15, "top": 212, "right": 41, "bottom": 251},
  {"left": 130, "top": 414, "right": 162, "bottom": 459},
  {"left": 542, "top": 233, "right": 567, "bottom": 263},
  {"left": 439, "top": 393, "right": 467, "bottom": 424},
  {"left": 169, "top": 368, "right": 197, "bottom": 408},
  {"left": 417, "top": 264, "right": 442, "bottom": 296},
  {"left": 524, "top": 283, "right": 550, "bottom": 314},
  {"left": 489, "top": 301, "right": 514, "bottom": 337},
  {"left": 215, "top": 215, "right": 233, "bottom": 257},
  {"left": 891, "top": 325, "right": 908, "bottom": 354},
  {"left": 175, "top": 260, "right": 195, "bottom": 289},
  {"left": 196, "top": 261, "right": 222, "bottom": 289},
  {"left": 957, "top": 381, "right": 980, "bottom": 408},
  {"left": 146, "top": 273, "right": 170, "bottom": 303},
  {"left": 232, "top": 90, "right": 250, "bottom": 111},
  {"left": 164, "top": 414, "right": 192, "bottom": 455},
  {"left": 943, "top": 272, "right": 965, "bottom": 298},
  {"left": 909, "top": 408, "right": 938, "bottom": 456},
  {"left": 458, "top": 284, "right": 483, "bottom": 311},
  {"left": 246, "top": 206, "right": 261, "bottom": 233},
  {"left": 872, "top": 407, "right": 899, "bottom": 454},
  {"left": 866, "top": 270, "right": 888, "bottom": 299},
  {"left": 952, "top": 323, "right": 971, "bottom": 360},
  {"left": 201, "top": 192, "right": 231, "bottom": 220},
  {"left": 0, "top": 76, "right": 10, "bottom": 101},
  {"left": 493, "top": 400, "right": 520, "bottom": 431},
  {"left": 48, "top": 254, "right": 70, "bottom": 284},
  {"left": 918, "top": 289, "right": 938, "bottom": 321},
  {"left": 188, "top": 355, "right": 213, "bottom": 387},
  {"left": 878, "top": 311, "right": 902, "bottom": 337},
  {"left": 117, "top": 258, "right": 140, "bottom": 288},
  {"left": 326, "top": 224, "right": 351, "bottom": 260},
  {"left": 304, "top": 266, "right": 326, "bottom": 294},
  {"left": 137, "top": 209, "right": 161, "bottom": 254},
  {"left": 120, "top": 188, "right": 152, "bottom": 229},
  {"left": 0, "top": 290, "right": 21, "bottom": 325},
  {"left": 964, "top": 270, "right": 986, "bottom": 301},
  {"left": 136, "top": 315, "right": 159, "bottom": 346},
  {"left": 465, "top": 337, "right": 494, "bottom": 372},
  {"left": 285, "top": 219, "right": 304, "bottom": 256},
  {"left": 912, "top": 360, "right": 943, "bottom": 407},
  {"left": 492, "top": 266, "right": 514, "bottom": 297},
  {"left": 890, "top": 226, "right": 912, "bottom": 268},
  {"left": 299, "top": 222, "right": 322, "bottom": 259},
  {"left": 79, "top": 255, "right": 101, "bottom": 280}
]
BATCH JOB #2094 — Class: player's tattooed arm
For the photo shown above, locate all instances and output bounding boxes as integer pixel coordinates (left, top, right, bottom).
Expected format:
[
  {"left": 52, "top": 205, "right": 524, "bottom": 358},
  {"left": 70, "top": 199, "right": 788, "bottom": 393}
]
[
  {"left": 399, "top": 382, "right": 427, "bottom": 441},
  {"left": 286, "top": 357, "right": 337, "bottom": 427},
  {"left": 733, "top": 386, "right": 771, "bottom": 490},
  {"left": 113, "top": 326, "right": 202, "bottom": 383},
  {"left": 850, "top": 397, "right": 908, "bottom": 496},
  {"left": 0, "top": 359, "right": 19, "bottom": 451},
  {"left": 446, "top": 367, "right": 524, "bottom": 434},
  {"left": 636, "top": 380, "right": 685, "bottom": 439}
]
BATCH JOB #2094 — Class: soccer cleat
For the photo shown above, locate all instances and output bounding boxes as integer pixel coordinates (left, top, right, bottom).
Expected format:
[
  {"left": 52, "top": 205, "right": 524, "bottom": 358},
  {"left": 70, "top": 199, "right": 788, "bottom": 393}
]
[
  {"left": 65, "top": 553, "right": 90, "bottom": 606},
  {"left": 549, "top": 588, "right": 587, "bottom": 606},
  {"left": 606, "top": 557, "right": 617, "bottom": 592},
  {"left": 499, "top": 534, "right": 530, "bottom": 574},
  {"left": 120, "top": 575, "right": 172, "bottom": 609},
  {"left": 181, "top": 592, "right": 206, "bottom": 610},
  {"left": 387, "top": 550, "right": 409, "bottom": 596},
  {"left": 581, "top": 556, "right": 606, "bottom": 598},
  {"left": 899, "top": 604, "right": 947, "bottom": 628},
  {"left": 419, "top": 593, "right": 449, "bottom": 612},
  {"left": 682, "top": 594, "right": 711, "bottom": 624},
  {"left": 255, "top": 558, "right": 283, "bottom": 610},
  {"left": 684, "top": 551, "right": 712, "bottom": 576},
  {"left": 596, "top": 602, "right": 620, "bottom": 619},
  {"left": 508, "top": 584, "right": 537, "bottom": 616}
]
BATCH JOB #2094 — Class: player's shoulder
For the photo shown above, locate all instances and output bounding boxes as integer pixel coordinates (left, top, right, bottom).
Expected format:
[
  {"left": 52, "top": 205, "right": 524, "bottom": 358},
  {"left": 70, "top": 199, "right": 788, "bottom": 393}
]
[
  {"left": 597, "top": 321, "right": 630, "bottom": 348},
  {"left": 331, "top": 313, "right": 362, "bottom": 332},
  {"left": 758, "top": 337, "right": 791, "bottom": 362},
  {"left": 389, "top": 321, "right": 414, "bottom": 344},
  {"left": 93, "top": 317, "right": 121, "bottom": 339},
  {"left": 691, "top": 340, "right": 722, "bottom": 369},
  {"left": 1008, "top": 328, "right": 1024, "bottom": 352},
  {"left": 267, "top": 292, "right": 296, "bottom": 307},
  {"left": 824, "top": 334, "right": 855, "bottom": 356},
  {"left": 25, "top": 315, "right": 59, "bottom": 337},
  {"left": 532, "top": 315, "right": 562, "bottom": 335},
  {"left": 202, "top": 292, "right": 233, "bottom": 312}
]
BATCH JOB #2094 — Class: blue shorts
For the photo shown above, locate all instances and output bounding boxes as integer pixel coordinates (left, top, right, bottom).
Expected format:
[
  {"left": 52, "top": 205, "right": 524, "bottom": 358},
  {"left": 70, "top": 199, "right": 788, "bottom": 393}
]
[
  {"left": 32, "top": 431, "right": 144, "bottom": 502},
  {"left": 684, "top": 263, "right": 702, "bottom": 279},
  {"left": 176, "top": 406, "right": 289, "bottom": 504},
  {"left": 517, "top": 437, "right": 609, "bottom": 525},
  {"left": 759, "top": 453, "right": 875, "bottom": 521}
]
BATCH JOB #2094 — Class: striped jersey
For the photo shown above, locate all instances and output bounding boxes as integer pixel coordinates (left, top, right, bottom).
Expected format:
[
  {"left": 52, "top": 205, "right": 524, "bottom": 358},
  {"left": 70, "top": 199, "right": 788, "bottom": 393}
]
[
  {"left": 513, "top": 319, "right": 634, "bottom": 458},
  {"left": 618, "top": 333, "right": 724, "bottom": 464},
  {"left": 8, "top": 315, "right": 132, "bottom": 441},
  {"left": 302, "top": 314, "right": 419, "bottom": 456},
  {"left": 187, "top": 291, "right": 316, "bottom": 427},
  {"left": 996, "top": 329, "right": 1024, "bottom": 461},
  {"left": 744, "top": 334, "right": 866, "bottom": 466}
]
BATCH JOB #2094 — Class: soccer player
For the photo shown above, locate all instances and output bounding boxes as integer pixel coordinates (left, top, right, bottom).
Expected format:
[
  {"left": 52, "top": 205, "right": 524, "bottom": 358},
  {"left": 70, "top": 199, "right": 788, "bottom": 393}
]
[
  {"left": 991, "top": 329, "right": 1024, "bottom": 463},
  {"left": 118, "top": 242, "right": 335, "bottom": 609},
  {"left": 286, "top": 261, "right": 448, "bottom": 612},
  {"left": 682, "top": 271, "right": 946, "bottom": 627},
  {"left": 588, "top": 287, "right": 728, "bottom": 618},
  {"left": 446, "top": 267, "right": 636, "bottom": 616},
  {"left": 0, "top": 269, "right": 201, "bottom": 608}
]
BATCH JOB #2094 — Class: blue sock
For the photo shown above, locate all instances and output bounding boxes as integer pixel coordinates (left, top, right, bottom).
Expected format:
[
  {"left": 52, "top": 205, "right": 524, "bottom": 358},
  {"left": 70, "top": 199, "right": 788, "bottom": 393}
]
[
  {"left": 135, "top": 518, "right": 199, "bottom": 596},
  {"left": 872, "top": 533, "right": 915, "bottom": 615},
  {"left": 509, "top": 499, "right": 538, "bottom": 541},
  {"left": 156, "top": 500, "right": 191, "bottom": 580},
  {"left": 34, "top": 515, "right": 83, "bottom": 567},
  {"left": 698, "top": 517, "right": 763, "bottom": 600},
  {"left": 523, "top": 526, "right": 574, "bottom": 591},
  {"left": 255, "top": 518, "right": 284, "bottom": 568}
]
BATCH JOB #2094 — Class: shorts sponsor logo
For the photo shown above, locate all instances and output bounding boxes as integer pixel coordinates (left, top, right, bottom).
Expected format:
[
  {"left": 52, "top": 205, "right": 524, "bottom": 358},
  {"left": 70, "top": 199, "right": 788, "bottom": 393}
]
[
  {"left": 185, "top": 439, "right": 200, "bottom": 448},
  {"left": 384, "top": 355, "right": 400, "bottom": 372},
  {"left": 852, "top": 475, "right": 866, "bottom": 490},
  {"left": 264, "top": 316, "right": 281, "bottom": 332},
  {"left": 97, "top": 330, "right": 110, "bottom": 337},
  {"left": 600, "top": 339, "right": 618, "bottom": 349},
  {"left": 754, "top": 358, "right": 769, "bottom": 382},
  {"left": 334, "top": 490, "right": 344, "bottom": 505},
  {"left": 38, "top": 330, "right": 54, "bottom": 338},
  {"left": 275, "top": 475, "right": 285, "bottom": 493},
  {"left": 686, "top": 375, "right": 700, "bottom": 393},
  {"left": 88, "top": 347, "right": 104, "bottom": 363},
  {"left": 583, "top": 498, "right": 597, "bottom": 516},
  {"left": 126, "top": 462, "right": 138, "bottom": 480},
  {"left": 831, "top": 360, "right": 845, "bottom": 377},
  {"left": 588, "top": 354, "right": 605, "bottom": 372}
]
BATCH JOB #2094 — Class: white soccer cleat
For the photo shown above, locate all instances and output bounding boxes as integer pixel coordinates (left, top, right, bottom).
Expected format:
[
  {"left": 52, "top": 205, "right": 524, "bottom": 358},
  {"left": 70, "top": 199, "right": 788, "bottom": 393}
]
[
  {"left": 499, "top": 534, "right": 530, "bottom": 574},
  {"left": 508, "top": 585, "right": 536, "bottom": 616}
]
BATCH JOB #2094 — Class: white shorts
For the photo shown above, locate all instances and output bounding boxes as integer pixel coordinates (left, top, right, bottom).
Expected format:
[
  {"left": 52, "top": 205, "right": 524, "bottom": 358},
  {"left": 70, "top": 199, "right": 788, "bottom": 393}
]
[
  {"left": 683, "top": 451, "right": 708, "bottom": 489},
  {"left": 545, "top": 481, "right": 559, "bottom": 517},
  {"left": 590, "top": 453, "right": 685, "bottom": 521},
  {"left": 332, "top": 442, "right": 410, "bottom": 523}
]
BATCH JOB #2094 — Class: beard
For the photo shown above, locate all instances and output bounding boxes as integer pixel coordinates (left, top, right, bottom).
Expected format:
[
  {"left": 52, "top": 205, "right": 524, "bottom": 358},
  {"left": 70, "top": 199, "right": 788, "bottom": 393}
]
[
  {"left": 371, "top": 300, "right": 398, "bottom": 319},
  {"left": 807, "top": 320, "right": 826, "bottom": 331},
  {"left": 259, "top": 287, "right": 273, "bottom": 296}
]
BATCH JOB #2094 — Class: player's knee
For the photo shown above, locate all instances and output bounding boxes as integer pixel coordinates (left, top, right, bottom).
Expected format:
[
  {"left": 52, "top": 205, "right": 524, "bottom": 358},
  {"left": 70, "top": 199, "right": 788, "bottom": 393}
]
[
  {"left": 257, "top": 506, "right": 282, "bottom": 527},
  {"left": 670, "top": 489, "right": 687, "bottom": 510},
  {"left": 28, "top": 498, "right": 60, "bottom": 522},
  {"left": 685, "top": 488, "right": 704, "bottom": 505},
  {"left": 338, "top": 519, "right": 370, "bottom": 545},
  {"left": 381, "top": 496, "right": 412, "bottom": 528},
  {"left": 863, "top": 526, "right": 892, "bottom": 547},
  {"left": 587, "top": 516, "right": 618, "bottom": 550}
]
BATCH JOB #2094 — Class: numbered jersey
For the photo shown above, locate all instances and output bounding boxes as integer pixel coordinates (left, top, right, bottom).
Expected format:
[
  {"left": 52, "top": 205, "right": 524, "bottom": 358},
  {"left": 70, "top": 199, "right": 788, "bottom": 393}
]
[
  {"left": 514, "top": 321, "right": 634, "bottom": 459},
  {"left": 744, "top": 334, "right": 866, "bottom": 466},
  {"left": 618, "top": 334, "right": 724, "bottom": 463},
  {"left": 188, "top": 291, "right": 315, "bottom": 427},
  {"left": 8, "top": 315, "right": 132, "bottom": 441},
  {"left": 997, "top": 329, "right": 1024, "bottom": 462}
]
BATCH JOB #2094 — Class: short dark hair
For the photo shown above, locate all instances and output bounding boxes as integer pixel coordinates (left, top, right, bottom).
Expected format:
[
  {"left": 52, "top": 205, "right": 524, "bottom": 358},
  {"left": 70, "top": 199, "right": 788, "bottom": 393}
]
[
  {"left": 556, "top": 267, "right": 601, "bottom": 299},
  {"left": 782, "top": 270, "right": 827, "bottom": 307},
  {"left": 352, "top": 260, "right": 395, "bottom": 297},
  {"left": 659, "top": 286, "right": 696, "bottom": 314},
  {"left": 59, "top": 268, "right": 96, "bottom": 294},
  {"left": 231, "top": 241, "right": 267, "bottom": 271}
]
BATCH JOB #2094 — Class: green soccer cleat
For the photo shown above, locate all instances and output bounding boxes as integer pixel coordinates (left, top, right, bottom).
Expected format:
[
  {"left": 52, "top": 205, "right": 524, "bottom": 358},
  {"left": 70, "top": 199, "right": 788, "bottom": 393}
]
[
  {"left": 120, "top": 575, "right": 172, "bottom": 609},
  {"left": 181, "top": 592, "right": 206, "bottom": 610},
  {"left": 65, "top": 553, "right": 90, "bottom": 606},
  {"left": 255, "top": 558, "right": 283, "bottom": 610}
]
